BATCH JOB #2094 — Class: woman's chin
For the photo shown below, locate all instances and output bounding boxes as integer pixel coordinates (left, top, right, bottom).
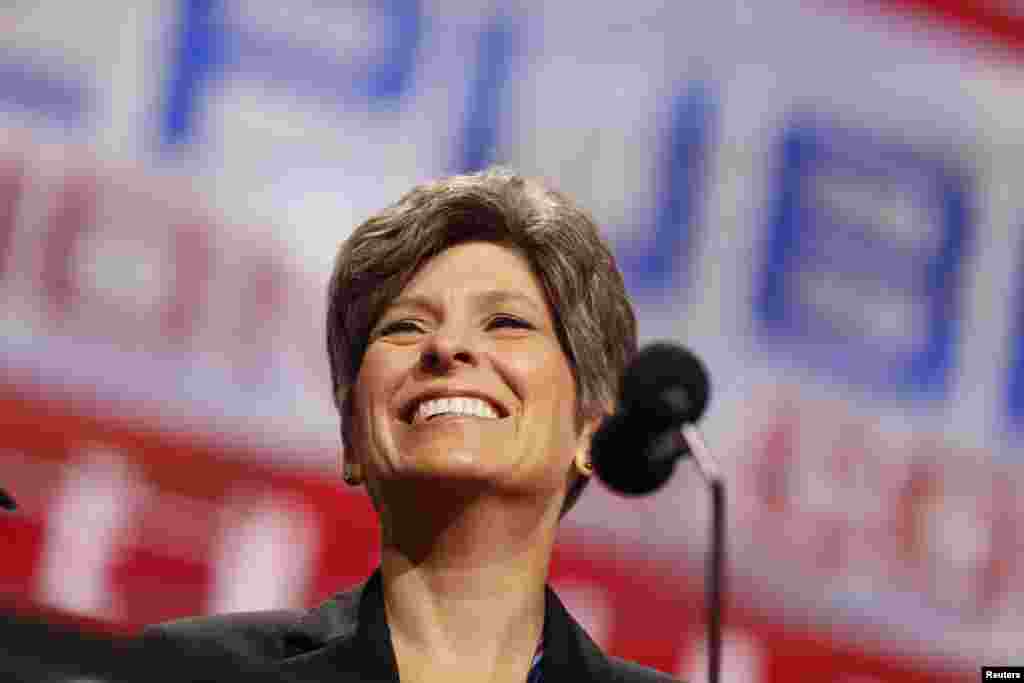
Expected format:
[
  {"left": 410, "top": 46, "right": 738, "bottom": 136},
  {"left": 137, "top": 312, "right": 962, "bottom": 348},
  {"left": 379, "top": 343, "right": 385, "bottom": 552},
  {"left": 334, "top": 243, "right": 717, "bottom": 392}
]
[
  {"left": 392, "top": 423, "right": 506, "bottom": 479},
  {"left": 401, "top": 447, "right": 501, "bottom": 483}
]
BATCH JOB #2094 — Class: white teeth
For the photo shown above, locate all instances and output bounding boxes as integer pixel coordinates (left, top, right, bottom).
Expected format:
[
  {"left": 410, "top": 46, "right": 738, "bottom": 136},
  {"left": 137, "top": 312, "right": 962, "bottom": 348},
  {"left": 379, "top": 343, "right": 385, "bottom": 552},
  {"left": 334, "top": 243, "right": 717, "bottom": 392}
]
[{"left": 413, "top": 396, "right": 499, "bottom": 423}]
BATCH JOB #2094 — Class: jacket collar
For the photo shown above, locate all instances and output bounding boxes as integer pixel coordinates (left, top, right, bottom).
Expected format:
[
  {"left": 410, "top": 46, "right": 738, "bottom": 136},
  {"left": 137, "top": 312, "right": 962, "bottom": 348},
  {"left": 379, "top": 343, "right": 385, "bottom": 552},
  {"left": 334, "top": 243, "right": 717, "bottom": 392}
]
[
  {"left": 539, "top": 579, "right": 613, "bottom": 681},
  {"left": 276, "top": 569, "right": 613, "bottom": 682},
  {"left": 278, "top": 571, "right": 398, "bottom": 682}
]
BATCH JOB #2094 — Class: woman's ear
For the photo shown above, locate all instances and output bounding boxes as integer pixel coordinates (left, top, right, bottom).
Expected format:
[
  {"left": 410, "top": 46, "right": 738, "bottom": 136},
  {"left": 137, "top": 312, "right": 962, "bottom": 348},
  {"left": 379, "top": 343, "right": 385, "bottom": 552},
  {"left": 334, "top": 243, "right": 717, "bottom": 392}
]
[
  {"left": 338, "top": 388, "right": 364, "bottom": 486},
  {"left": 342, "top": 457, "right": 364, "bottom": 486},
  {"left": 573, "top": 407, "right": 609, "bottom": 477},
  {"left": 573, "top": 446, "right": 594, "bottom": 477}
]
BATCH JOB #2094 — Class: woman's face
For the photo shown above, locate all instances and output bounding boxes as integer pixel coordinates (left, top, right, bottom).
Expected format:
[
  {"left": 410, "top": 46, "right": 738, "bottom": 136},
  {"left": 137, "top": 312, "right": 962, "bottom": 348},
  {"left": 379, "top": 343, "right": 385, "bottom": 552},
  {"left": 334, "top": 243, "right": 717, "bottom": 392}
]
[{"left": 349, "top": 241, "right": 596, "bottom": 507}]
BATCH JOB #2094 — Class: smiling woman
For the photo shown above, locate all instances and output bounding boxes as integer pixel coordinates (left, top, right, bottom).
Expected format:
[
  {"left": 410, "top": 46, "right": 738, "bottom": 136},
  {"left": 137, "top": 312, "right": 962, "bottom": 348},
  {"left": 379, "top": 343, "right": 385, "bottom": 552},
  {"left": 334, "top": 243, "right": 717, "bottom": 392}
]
[
  {"left": 142, "top": 168, "right": 679, "bottom": 683},
  {"left": 351, "top": 242, "right": 588, "bottom": 511}
]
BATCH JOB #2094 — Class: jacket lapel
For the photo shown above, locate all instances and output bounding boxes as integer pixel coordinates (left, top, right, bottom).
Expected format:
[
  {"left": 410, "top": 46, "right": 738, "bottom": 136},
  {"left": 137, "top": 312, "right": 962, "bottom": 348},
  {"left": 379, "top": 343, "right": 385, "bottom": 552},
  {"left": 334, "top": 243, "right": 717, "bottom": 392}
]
[
  {"left": 540, "top": 584, "right": 614, "bottom": 682},
  {"left": 277, "top": 571, "right": 399, "bottom": 682},
  {"left": 274, "top": 570, "right": 614, "bottom": 682}
]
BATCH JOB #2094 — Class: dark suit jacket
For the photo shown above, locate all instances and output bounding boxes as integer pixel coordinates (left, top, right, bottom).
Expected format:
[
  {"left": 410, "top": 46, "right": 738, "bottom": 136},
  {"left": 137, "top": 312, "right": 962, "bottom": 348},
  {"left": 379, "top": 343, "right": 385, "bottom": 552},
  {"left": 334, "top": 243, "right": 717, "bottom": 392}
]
[{"left": 141, "top": 569, "right": 679, "bottom": 682}]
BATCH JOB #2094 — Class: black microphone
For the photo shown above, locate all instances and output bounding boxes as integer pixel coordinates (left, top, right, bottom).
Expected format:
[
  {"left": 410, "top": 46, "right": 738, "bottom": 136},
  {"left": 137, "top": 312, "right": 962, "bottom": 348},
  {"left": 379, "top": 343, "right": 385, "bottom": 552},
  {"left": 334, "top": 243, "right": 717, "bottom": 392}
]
[
  {"left": 0, "top": 487, "right": 15, "bottom": 511},
  {"left": 592, "top": 342, "right": 710, "bottom": 495},
  {"left": 592, "top": 343, "right": 726, "bottom": 683}
]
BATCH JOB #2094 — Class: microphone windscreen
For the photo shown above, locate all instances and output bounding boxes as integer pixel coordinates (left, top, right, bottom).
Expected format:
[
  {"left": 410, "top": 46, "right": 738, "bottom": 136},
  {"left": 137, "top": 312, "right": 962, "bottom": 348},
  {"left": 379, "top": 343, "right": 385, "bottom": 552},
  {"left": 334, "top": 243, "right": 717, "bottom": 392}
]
[
  {"left": 591, "top": 412, "right": 680, "bottom": 496},
  {"left": 620, "top": 343, "right": 710, "bottom": 425}
]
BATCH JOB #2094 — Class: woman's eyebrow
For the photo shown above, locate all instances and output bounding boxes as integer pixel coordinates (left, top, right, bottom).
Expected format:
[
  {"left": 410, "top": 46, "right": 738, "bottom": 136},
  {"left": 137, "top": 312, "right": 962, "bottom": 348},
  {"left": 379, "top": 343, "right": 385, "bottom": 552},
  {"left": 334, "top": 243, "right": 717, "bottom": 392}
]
[
  {"left": 385, "top": 294, "right": 437, "bottom": 316},
  {"left": 470, "top": 289, "right": 543, "bottom": 314},
  {"left": 387, "top": 290, "right": 543, "bottom": 316}
]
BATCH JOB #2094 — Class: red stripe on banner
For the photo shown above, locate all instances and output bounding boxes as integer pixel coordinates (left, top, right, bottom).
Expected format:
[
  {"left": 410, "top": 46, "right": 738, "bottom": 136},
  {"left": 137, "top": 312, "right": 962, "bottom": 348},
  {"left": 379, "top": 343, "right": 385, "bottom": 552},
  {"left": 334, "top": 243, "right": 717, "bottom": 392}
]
[{"left": 859, "top": 0, "right": 1024, "bottom": 53}]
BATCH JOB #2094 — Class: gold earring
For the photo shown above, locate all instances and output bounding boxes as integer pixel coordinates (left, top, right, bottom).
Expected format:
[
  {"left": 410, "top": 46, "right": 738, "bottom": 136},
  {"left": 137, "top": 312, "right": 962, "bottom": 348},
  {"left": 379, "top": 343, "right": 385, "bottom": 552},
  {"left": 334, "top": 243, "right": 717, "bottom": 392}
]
[
  {"left": 575, "top": 451, "right": 594, "bottom": 477},
  {"left": 343, "top": 461, "right": 363, "bottom": 486}
]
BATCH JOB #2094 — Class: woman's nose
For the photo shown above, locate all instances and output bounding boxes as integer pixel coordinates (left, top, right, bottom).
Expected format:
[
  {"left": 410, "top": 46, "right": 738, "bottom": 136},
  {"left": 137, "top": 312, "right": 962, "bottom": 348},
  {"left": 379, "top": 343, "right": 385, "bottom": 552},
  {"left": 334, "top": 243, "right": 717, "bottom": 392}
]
[{"left": 419, "top": 325, "right": 477, "bottom": 373}]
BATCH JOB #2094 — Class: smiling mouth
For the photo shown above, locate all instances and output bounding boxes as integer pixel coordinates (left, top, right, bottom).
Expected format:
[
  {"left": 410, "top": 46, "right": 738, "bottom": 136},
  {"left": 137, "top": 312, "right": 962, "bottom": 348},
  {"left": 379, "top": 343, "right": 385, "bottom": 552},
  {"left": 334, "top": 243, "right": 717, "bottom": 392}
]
[
  {"left": 422, "top": 413, "right": 487, "bottom": 423},
  {"left": 404, "top": 396, "right": 505, "bottom": 424}
]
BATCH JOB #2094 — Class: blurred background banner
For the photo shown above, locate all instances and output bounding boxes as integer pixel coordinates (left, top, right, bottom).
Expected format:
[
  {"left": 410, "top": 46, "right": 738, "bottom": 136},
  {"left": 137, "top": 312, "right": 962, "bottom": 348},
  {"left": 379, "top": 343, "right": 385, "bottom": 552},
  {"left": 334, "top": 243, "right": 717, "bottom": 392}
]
[{"left": 2, "top": 0, "right": 1022, "bottom": 679}]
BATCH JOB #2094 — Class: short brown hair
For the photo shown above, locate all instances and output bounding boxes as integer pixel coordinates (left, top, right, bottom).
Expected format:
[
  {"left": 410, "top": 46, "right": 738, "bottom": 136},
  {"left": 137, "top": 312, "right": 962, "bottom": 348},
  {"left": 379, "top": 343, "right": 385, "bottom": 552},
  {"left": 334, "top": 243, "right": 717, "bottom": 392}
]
[{"left": 326, "top": 167, "right": 637, "bottom": 513}]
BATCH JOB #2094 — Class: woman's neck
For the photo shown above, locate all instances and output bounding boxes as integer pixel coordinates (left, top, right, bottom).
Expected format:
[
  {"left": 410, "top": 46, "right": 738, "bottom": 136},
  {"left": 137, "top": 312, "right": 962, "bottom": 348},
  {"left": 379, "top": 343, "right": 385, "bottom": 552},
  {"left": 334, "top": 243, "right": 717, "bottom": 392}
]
[{"left": 378, "top": 489, "right": 557, "bottom": 682}]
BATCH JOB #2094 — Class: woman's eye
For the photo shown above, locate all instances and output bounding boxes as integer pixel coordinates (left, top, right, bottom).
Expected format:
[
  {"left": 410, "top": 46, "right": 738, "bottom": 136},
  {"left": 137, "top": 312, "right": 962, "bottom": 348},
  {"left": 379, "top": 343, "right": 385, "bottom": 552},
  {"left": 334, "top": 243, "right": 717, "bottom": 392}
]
[
  {"left": 379, "top": 320, "right": 423, "bottom": 336},
  {"left": 487, "top": 315, "right": 532, "bottom": 330}
]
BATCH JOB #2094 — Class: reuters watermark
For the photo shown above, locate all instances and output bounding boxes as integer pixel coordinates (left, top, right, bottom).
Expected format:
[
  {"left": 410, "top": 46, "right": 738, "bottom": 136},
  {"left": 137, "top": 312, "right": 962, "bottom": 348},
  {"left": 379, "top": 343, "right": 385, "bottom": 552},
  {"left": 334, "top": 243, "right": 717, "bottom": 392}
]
[{"left": 983, "top": 667, "right": 1024, "bottom": 680}]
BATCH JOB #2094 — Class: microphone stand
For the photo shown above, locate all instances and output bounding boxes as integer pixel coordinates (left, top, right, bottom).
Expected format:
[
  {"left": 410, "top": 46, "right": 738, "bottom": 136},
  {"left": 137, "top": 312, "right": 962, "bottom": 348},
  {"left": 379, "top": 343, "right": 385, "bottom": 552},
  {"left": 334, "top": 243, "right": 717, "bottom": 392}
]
[{"left": 676, "top": 425, "right": 724, "bottom": 683}]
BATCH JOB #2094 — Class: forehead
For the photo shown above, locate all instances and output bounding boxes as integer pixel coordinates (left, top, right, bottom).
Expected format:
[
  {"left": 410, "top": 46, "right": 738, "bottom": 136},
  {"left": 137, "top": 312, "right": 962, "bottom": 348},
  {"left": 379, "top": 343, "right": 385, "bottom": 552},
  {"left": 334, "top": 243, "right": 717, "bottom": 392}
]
[{"left": 398, "top": 241, "right": 548, "bottom": 305}]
